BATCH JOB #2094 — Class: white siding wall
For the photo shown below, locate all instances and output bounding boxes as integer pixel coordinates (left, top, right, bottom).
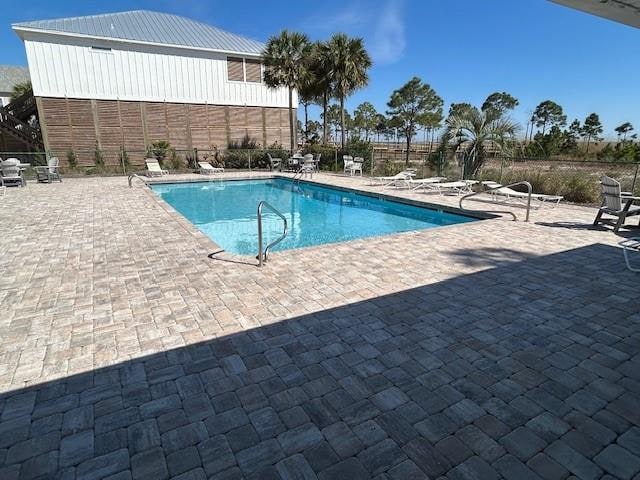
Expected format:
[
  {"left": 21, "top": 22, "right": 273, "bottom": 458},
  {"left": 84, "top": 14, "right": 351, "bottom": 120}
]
[{"left": 23, "top": 33, "right": 297, "bottom": 108}]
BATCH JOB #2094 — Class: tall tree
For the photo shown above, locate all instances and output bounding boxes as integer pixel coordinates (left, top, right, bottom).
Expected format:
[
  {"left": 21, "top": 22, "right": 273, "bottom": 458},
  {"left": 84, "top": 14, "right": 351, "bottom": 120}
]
[
  {"left": 321, "top": 104, "right": 343, "bottom": 143},
  {"left": 325, "top": 33, "right": 372, "bottom": 150},
  {"left": 444, "top": 104, "right": 519, "bottom": 178},
  {"left": 532, "top": 100, "right": 566, "bottom": 135},
  {"left": 481, "top": 92, "right": 519, "bottom": 116},
  {"left": 449, "top": 103, "right": 474, "bottom": 118},
  {"left": 374, "top": 114, "right": 388, "bottom": 143},
  {"left": 353, "top": 102, "right": 378, "bottom": 141},
  {"left": 581, "top": 113, "right": 603, "bottom": 155},
  {"left": 387, "top": 77, "right": 443, "bottom": 165},
  {"left": 615, "top": 122, "right": 634, "bottom": 141},
  {"left": 263, "top": 30, "right": 311, "bottom": 152},
  {"left": 310, "top": 41, "right": 334, "bottom": 145},
  {"left": 297, "top": 78, "right": 322, "bottom": 144}
]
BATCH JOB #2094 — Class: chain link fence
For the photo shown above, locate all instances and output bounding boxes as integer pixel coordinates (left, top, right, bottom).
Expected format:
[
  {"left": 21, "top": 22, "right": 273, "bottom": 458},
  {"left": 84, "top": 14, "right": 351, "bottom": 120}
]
[{"left": 2, "top": 147, "right": 638, "bottom": 204}]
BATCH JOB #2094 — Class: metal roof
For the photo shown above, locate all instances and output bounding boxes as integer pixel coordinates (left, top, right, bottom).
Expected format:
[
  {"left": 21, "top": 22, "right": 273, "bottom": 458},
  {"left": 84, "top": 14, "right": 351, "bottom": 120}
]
[
  {"left": 12, "top": 10, "right": 265, "bottom": 55},
  {"left": 0, "top": 65, "right": 30, "bottom": 92},
  {"left": 550, "top": 0, "right": 640, "bottom": 28}
]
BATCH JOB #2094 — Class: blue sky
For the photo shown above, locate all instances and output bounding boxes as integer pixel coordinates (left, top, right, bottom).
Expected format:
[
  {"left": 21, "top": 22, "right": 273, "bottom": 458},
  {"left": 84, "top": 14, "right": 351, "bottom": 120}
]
[{"left": 2, "top": 0, "right": 639, "bottom": 139}]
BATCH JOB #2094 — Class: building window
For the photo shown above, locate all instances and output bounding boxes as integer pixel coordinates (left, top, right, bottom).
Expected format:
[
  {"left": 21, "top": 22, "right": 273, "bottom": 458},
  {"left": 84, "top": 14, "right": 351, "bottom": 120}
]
[
  {"left": 245, "top": 59, "right": 262, "bottom": 83},
  {"left": 227, "top": 57, "right": 262, "bottom": 83},
  {"left": 91, "top": 46, "right": 112, "bottom": 52},
  {"left": 227, "top": 57, "right": 245, "bottom": 82}
]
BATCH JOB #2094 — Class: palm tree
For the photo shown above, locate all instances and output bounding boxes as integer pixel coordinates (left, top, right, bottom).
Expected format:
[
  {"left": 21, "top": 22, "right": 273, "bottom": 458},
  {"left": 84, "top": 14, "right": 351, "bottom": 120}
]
[
  {"left": 311, "top": 41, "right": 335, "bottom": 145},
  {"left": 324, "top": 34, "right": 372, "bottom": 150},
  {"left": 263, "top": 30, "right": 311, "bottom": 153},
  {"left": 444, "top": 106, "right": 519, "bottom": 178}
]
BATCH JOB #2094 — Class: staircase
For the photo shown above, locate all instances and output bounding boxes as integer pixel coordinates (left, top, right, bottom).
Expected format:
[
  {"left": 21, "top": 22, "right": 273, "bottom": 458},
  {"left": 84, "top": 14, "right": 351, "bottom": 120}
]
[
  {"left": 5, "top": 89, "right": 38, "bottom": 122},
  {"left": 0, "top": 89, "right": 43, "bottom": 151}
]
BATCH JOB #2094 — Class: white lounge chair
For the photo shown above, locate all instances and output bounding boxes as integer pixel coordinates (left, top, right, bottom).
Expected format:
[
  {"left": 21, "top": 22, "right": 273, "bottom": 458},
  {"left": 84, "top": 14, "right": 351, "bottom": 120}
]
[
  {"left": 373, "top": 169, "right": 417, "bottom": 188},
  {"left": 36, "top": 157, "right": 62, "bottom": 183},
  {"left": 406, "top": 177, "right": 447, "bottom": 191},
  {"left": 145, "top": 158, "right": 168, "bottom": 177},
  {"left": 198, "top": 161, "right": 224, "bottom": 175},
  {"left": 482, "top": 181, "right": 563, "bottom": 208},
  {"left": 426, "top": 180, "right": 477, "bottom": 195},
  {"left": 299, "top": 155, "right": 315, "bottom": 178},
  {"left": 0, "top": 158, "right": 25, "bottom": 187},
  {"left": 621, "top": 237, "right": 640, "bottom": 272},
  {"left": 593, "top": 176, "right": 640, "bottom": 233},
  {"left": 343, "top": 155, "right": 354, "bottom": 175}
]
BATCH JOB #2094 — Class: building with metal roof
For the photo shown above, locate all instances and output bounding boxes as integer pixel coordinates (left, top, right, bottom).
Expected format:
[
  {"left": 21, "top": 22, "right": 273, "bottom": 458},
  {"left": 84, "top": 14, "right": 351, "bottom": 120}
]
[
  {"left": 10, "top": 11, "right": 295, "bottom": 165},
  {"left": 12, "top": 10, "right": 265, "bottom": 56}
]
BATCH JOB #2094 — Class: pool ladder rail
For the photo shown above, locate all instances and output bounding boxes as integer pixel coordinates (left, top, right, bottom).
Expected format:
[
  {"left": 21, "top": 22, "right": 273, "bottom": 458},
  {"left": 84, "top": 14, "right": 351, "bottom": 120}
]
[
  {"left": 459, "top": 181, "right": 532, "bottom": 222},
  {"left": 257, "top": 201, "right": 288, "bottom": 267}
]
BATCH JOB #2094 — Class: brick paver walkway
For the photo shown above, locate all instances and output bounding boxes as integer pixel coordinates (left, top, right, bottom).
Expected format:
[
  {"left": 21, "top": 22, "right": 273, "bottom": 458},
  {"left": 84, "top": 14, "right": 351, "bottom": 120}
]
[{"left": 0, "top": 173, "right": 638, "bottom": 479}]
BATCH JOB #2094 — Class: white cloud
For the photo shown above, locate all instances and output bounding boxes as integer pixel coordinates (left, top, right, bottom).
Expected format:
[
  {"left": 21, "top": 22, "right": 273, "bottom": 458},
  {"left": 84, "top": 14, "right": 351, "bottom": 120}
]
[
  {"left": 369, "top": 0, "right": 406, "bottom": 65},
  {"left": 302, "top": 0, "right": 406, "bottom": 65}
]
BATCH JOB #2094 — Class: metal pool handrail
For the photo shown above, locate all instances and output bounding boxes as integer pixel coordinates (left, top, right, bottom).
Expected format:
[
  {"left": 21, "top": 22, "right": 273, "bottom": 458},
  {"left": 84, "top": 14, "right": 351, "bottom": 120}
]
[
  {"left": 459, "top": 181, "right": 533, "bottom": 222},
  {"left": 257, "top": 201, "right": 288, "bottom": 267},
  {"left": 128, "top": 174, "right": 147, "bottom": 188}
]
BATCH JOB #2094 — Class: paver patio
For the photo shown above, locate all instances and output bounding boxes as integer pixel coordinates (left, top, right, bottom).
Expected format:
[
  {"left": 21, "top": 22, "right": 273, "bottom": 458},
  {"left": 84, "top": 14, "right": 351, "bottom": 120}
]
[{"left": 0, "top": 172, "right": 638, "bottom": 479}]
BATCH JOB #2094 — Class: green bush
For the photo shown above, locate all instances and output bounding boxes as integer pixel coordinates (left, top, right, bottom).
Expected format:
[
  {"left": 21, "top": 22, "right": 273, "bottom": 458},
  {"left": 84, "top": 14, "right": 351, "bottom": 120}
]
[
  {"left": 228, "top": 134, "right": 259, "bottom": 150},
  {"left": 148, "top": 140, "right": 172, "bottom": 167},
  {"left": 66, "top": 149, "right": 78, "bottom": 170},
  {"left": 94, "top": 141, "right": 105, "bottom": 171}
]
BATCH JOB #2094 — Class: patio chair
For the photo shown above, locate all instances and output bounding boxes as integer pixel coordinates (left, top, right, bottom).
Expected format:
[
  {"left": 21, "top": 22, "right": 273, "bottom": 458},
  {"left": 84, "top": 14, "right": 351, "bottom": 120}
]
[
  {"left": 198, "top": 161, "right": 224, "bottom": 175},
  {"left": 482, "top": 181, "right": 563, "bottom": 209},
  {"left": 0, "top": 158, "right": 25, "bottom": 187},
  {"left": 593, "top": 176, "right": 640, "bottom": 233},
  {"left": 35, "top": 157, "right": 62, "bottom": 183},
  {"left": 145, "top": 158, "right": 168, "bottom": 177},
  {"left": 343, "top": 155, "right": 354, "bottom": 175},
  {"left": 350, "top": 157, "right": 364, "bottom": 176},
  {"left": 267, "top": 153, "right": 282, "bottom": 172},
  {"left": 300, "top": 155, "right": 316, "bottom": 178}
]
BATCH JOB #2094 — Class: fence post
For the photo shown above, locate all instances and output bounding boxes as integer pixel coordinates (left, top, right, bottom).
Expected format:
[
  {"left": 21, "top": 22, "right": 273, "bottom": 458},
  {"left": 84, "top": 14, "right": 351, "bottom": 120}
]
[
  {"left": 248, "top": 150, "right": 251, "bottom": 172},
  {"left": 120, "top": 147, "right": 127, "bottom": 175},
  {"left": 633, "top": 162, "right": 639, "bottom": 194},
  {"left": 334, "top": 149, "right": 338, "bottom": 172}
]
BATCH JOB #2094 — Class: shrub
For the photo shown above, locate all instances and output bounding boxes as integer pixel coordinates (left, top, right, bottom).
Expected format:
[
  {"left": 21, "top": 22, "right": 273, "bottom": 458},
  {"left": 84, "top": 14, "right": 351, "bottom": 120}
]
[
  {"left": 94, "top": 141, "right": 105, "bottom": 170},
  {"left": 66, "top": 149, "right": 78, "bottom": 170},
  {"left": 118, "top": 147, "right": 130, "bottom": 172},
  {"left": 148, "top": 140, "right": 172, "bottom": 167},
  {"left": 222, "top": 150, "right": 250, "bottom": 169},
  {"left": 228, "top": 134, "right": 259, "bottom": 150}
]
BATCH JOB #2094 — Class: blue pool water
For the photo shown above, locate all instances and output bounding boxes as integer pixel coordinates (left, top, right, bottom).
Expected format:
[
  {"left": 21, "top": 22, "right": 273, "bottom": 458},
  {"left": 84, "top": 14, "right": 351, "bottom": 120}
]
[{"left": 151, "top": 179, "right": 477, "bottom": 255}]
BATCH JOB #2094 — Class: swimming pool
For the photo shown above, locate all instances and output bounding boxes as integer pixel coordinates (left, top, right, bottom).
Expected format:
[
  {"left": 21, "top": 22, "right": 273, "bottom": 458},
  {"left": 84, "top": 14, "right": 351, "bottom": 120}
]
[{"left": 151, "top": 178, "right": 477, "bottom": 255}]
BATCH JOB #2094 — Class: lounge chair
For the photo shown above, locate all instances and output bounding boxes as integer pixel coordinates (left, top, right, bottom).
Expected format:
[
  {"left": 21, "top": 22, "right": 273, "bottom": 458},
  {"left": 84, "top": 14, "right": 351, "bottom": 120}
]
[
  {"left": 267, "top": 153, "right": 282, "bottom": 172},
  {"left": 0, "top": 158, "right": 25, "bottom": 187},
  {"left": 35, "top": 157, "right": 62, "bottom": 183},
  {"left": 372, "top": 169, "right": 417, "bottom": 188},
  {"left": 482, "top": 181, "right": 563, "bottom": 208},
  {"left": 145, "top": 158, "right": 168, "bottom": 177},
  {"left": 426, "top": 180, "right": 477, "bottom": 195},
  {"left": 406, "top": 177, "right": 447, "bottom": 191},
  {"left": 593, "top": 176, "right": 640, "bottom": 233},
  {"left": 621, "top": 237, "right": 640, "bottom": 272},
  {"left": 198, "top": 161, "right": 224, "bottom": 175}
]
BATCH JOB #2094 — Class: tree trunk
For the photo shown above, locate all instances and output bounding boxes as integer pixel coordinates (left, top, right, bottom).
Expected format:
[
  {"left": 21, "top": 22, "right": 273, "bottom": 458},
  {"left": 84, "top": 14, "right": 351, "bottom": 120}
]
[
  {"left": 340, "top": 96, "right": 346, "bottom": 151},
  {"left": 405, "top": 130, "right": 411, "bottom": 166},
  {"left": 288, "top": 88, "right": 295, "bottom": 153},
  {"left": 322, "top": 93, "right": 328, "bottom": 145},
  {"left": 304, "top": 103, "right": 308, "bottom": 144},
  {"left": 585, "top": 135, "right": 591, "bottom": 155}
]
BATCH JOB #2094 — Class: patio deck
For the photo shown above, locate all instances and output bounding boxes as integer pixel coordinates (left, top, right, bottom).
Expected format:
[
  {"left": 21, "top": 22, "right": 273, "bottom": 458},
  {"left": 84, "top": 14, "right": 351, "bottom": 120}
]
[{"left": 0, "top": 172, "right": 638, "bottom": 480}]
